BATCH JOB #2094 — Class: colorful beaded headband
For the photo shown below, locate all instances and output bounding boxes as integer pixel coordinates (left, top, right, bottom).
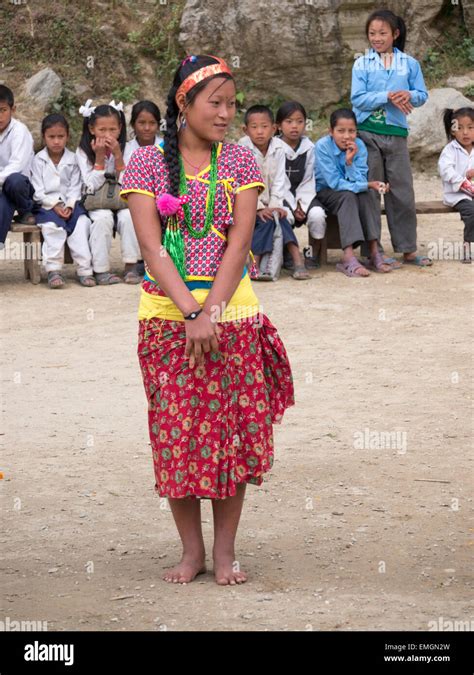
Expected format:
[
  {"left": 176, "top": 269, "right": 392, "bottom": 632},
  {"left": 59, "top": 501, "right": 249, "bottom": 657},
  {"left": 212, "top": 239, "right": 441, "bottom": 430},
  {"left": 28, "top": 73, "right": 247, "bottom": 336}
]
[{"left": 175, "top": 55, "right": 233, "bottom": 102}]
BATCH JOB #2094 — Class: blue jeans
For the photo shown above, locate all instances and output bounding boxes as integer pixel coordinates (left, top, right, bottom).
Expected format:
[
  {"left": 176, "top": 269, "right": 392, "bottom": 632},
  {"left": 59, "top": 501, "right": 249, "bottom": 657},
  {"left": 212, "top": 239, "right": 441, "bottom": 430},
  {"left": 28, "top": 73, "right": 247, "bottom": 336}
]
[
  {"left": 251, "top": 214, "right": 298, "bottom": 256},
  {"left": 0, "top": 173, "right": 37, "bottom": 244}
]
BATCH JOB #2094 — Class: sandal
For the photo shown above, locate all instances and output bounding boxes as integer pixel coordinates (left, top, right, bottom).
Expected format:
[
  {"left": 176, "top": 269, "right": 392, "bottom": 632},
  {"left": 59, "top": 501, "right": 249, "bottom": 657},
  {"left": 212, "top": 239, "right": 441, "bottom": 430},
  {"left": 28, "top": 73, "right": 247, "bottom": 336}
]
[
  {"left": 336, "top": 257, "right": 370, "bottom": 277},
  {"left": 402, "top": 255, "right": 433, "bottom": 267},
  {"left": 47, "top": 271, "right": 65, "bottom": 289},
  {"left": 366, "top": 252, "right": 392, "bottom": 273},
  {"left": 363, "top": 255, "right": 402, "bottom": 270},
  {"left": 94, "top": 272, "right": 122, "bottom": 285},
  {"left": 123, "top": 269, "right": 142, "bottom": 284},
  {"left": 78, "top": 275, "right": 97, "bottom": 287},
  {"left": 381, "top": 256, "right": 403, "bottom": 269},
  {"left": 292, "top": 265, "right": 311, "bottom": 280},
  {"left": 255, "top": 272, "right": 274, "bottom": 282}
]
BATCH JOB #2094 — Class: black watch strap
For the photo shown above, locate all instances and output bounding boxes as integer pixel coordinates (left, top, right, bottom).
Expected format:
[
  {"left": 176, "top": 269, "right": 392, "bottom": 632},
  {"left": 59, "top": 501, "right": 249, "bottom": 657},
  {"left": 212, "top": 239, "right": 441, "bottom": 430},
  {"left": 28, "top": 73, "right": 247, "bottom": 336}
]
[{"left": 184, "top": 308, "right": 203, "bottom": 321}]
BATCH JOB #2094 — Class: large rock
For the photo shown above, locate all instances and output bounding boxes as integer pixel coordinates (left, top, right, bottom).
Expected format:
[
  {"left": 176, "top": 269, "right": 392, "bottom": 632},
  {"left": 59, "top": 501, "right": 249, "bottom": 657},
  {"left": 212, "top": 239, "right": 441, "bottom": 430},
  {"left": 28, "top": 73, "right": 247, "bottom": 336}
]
[
  {"left": 408, "top": 88, "right": 473, "bottom": 162},
  {"left": 15, "top": 68, "right": 62, "bottom": 148},
  {"left": 446, "top": 72, "right": 474, "bottom": 89},
  {"left": 179, "top": 0, "right": 446, "bottom": 110},
  {"left": 23, "top": 68, "right": 62, "bottom": 109}
]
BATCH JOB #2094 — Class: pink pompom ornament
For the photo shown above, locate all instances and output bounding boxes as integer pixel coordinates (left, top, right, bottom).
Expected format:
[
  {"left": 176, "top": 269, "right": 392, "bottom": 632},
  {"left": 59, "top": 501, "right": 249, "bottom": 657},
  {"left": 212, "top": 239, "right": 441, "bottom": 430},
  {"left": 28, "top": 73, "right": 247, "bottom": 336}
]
[{"left": 156, "top": 193, "right": 190, "bottom": 219}]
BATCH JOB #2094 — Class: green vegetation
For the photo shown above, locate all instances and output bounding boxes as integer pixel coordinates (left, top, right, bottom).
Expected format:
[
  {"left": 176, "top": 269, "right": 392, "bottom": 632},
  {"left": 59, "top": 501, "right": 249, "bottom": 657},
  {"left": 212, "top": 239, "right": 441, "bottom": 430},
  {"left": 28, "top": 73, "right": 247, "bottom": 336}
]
[
  {"left": 422, "top": 33, "right": 474, "bottom": 87},
  {"left": 137, "top": 0, "right": 187, "bottom": 86},
  {"left": 0, "top": 0, "right": 137, "bottom": 96}
]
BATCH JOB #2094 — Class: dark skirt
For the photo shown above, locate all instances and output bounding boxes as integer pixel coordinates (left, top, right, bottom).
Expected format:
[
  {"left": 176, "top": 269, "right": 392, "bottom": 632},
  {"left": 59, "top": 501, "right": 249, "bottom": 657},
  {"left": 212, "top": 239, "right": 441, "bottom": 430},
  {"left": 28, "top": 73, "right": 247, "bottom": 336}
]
[
  {"left": 251, "top": 215, "right": 298, "bottom": 256},
  {"left": 35, "top": 202, "right": 87, "bottom": 235}
]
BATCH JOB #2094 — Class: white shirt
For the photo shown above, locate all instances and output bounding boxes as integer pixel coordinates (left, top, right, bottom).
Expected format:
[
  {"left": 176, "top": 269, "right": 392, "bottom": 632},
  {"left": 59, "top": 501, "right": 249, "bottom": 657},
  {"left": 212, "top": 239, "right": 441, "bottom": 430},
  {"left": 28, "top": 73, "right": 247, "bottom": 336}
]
[
  {"left": 238, "top": 135, "right": 293, "bottom": 223},
  {"left": 124, "top": 136, "right": 162, "bottom": 166},
  {"left": 31, "top": 147, "right": 82, "bottom": 209},
  {"left": 0, "top": 118, "right": 34, "bottom": 187},
  {"left": 76, "top": 147, "right": 118, "bottom": 194},
  {"left": 438, "top": 139, "right": 474, "bottom": 206},
  {"left": 280, "top": 135, "right": 317, "bottom": 212}
]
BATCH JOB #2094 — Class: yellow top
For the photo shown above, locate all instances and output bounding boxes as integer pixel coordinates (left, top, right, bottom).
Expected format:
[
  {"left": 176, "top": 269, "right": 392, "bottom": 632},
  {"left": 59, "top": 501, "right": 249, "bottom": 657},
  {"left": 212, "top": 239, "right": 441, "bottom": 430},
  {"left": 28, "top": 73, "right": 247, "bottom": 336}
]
[{"left": 138, "top": 271, "right": 261, "bottom": 322}]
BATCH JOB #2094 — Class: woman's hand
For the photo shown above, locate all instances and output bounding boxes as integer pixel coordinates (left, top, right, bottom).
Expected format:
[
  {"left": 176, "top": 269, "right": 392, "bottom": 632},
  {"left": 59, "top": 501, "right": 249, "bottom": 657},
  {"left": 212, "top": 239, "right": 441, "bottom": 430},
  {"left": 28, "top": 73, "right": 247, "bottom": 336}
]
[
  {"left": 185, "top": 311, "right": 222, "bottom": 368},
  {"left": 466, "top": 169, "right": 474, "bottom": 180},
  {"left": 388, "top": 90, "right": 413, "bottom": 114}
]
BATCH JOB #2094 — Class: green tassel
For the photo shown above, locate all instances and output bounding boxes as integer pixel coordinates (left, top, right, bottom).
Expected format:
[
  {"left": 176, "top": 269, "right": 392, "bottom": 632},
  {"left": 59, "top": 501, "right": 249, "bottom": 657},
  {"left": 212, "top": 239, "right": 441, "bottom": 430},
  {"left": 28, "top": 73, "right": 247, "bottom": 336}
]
[{"left": 163, "top": 216, "right": 187, "bottom": 280}]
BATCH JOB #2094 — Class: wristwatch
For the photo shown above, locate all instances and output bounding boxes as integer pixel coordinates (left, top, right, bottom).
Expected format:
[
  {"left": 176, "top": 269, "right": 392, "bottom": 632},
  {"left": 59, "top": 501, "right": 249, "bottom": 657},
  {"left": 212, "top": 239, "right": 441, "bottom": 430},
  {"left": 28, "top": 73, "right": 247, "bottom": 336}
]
[{"left": 184, "top": 308, "right": 203, "bottom": 321}]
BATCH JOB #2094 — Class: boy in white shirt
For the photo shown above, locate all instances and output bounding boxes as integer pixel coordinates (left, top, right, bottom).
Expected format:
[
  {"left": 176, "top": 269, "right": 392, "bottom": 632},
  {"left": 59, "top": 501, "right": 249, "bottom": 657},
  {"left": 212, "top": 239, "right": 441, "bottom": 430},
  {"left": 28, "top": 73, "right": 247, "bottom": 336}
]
[
  {"left": 238, "top": 105, "right": 310, "bottom": 280},
  {"left": 0, "top": 85, "right": 36, "bottom": 245}
]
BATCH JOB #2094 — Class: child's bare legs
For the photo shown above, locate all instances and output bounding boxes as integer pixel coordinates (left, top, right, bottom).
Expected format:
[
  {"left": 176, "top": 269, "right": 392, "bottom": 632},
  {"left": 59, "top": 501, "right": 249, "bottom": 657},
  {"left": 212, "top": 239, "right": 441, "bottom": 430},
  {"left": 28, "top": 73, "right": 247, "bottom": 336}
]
[
  {"left": 310, "top": 239, "right": 322, "bottom": 260},
  {"left": 286, "top": 242, "right": 305, "bottom": 268},
  {"left": 212, "top": 483, "right": 248, "bottom": 585},
  {"left": 164, "top": 497, "right": 207, "bottom": 583}
]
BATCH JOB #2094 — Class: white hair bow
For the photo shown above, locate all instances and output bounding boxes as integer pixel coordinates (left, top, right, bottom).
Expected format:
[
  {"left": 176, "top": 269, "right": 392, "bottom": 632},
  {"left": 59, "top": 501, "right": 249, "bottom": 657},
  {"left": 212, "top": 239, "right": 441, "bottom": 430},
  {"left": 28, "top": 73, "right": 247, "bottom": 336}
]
[
  {"left": 108, "top": 100, "right": 124, "bottom": 113},
  {"left": 79, "top": 99, "right": 96, "bottom": 118}
]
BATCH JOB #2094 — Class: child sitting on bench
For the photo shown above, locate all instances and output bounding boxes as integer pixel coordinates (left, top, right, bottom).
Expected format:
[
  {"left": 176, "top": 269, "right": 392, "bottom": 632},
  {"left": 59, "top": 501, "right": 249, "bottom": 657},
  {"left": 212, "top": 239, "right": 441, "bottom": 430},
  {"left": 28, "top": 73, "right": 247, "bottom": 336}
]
[
  {"left": 315, "top": 108, "right": 392, "bottom": 277},
  {"left": 238, "top": 105, "right": 310, "bottom": 280},
  {"left": 0, "top": 85, "right": 36, "bottom": 247},
  {"left": 276, "top": 101, "right": 326, "bottom": 269}
]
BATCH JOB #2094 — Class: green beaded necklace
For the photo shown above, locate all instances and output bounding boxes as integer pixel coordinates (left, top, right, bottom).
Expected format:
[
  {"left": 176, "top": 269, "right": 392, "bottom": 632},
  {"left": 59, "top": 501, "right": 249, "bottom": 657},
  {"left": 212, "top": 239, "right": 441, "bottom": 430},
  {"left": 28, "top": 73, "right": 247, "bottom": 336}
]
[{"left": 162, "top": 143, "right": 219, "bottom": 280}]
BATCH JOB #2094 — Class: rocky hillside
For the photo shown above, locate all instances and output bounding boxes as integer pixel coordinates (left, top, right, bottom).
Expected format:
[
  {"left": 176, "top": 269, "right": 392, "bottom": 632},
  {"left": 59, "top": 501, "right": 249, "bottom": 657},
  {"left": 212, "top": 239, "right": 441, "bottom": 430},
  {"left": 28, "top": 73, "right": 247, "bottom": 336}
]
[{"left": 0, "top": 0, "right": 472, "bottom": 159}]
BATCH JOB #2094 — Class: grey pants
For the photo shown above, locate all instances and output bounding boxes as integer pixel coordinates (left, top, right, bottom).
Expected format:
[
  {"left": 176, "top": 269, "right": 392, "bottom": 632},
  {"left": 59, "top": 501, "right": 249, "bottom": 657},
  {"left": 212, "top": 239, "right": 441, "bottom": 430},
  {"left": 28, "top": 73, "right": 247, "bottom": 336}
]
[
  {"left": 454, "top": 199, "right": 474, "bottom": 242},
  {"left": 317, "top": 188, "right": 380, "bottom": 250},
  {"left": 358, "top": 130, "right": 417, "bottom": 254}
]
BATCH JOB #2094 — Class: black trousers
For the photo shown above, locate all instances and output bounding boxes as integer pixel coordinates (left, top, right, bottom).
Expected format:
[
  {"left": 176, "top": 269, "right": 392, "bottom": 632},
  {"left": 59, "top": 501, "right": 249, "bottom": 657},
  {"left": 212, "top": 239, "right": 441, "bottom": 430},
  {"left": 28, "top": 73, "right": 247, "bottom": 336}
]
[
  {"left": 454, "top": 199, "right": 474, "bottom": 243},
  {"left": 317, "top": 188, "right": 380, "bottom": 250}
]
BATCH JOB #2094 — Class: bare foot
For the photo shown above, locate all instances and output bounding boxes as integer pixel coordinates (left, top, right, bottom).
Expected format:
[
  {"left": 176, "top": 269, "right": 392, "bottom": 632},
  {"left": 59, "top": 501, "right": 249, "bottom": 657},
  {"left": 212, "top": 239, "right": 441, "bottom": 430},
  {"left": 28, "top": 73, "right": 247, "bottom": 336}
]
[
  {"left": 213, "top": 551, "right": 248, "bottom": 585},
  {"left": 163, "top": 554, "right": 207, "bottom": 584}
]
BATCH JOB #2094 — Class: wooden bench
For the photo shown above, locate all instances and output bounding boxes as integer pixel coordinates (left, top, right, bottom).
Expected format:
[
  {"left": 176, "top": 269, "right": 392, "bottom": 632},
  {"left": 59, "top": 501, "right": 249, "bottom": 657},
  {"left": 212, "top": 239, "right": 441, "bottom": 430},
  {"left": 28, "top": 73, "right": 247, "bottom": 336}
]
[
  {"left": 9, "top": 222, "right": 73, "bottom": 284},
  {"left": 308, "top": 200, "right": 455, "bottom": 265},
  {"left": 10, "top": 222, "right": 42, "bottom": 284}
]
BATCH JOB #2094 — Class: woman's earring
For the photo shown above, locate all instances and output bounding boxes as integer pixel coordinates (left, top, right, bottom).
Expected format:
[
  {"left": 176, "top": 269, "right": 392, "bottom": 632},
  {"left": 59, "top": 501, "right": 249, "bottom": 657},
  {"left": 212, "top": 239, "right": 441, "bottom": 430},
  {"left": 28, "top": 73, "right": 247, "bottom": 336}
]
[{"left": 179, "top": 112, "right": 187, "bottom": 129}]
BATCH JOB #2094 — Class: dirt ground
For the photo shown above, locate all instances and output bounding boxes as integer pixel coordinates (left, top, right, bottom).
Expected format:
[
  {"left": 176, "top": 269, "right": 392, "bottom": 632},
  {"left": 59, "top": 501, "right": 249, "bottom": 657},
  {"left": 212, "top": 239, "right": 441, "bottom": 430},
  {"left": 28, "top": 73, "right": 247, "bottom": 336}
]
[{"left": 1, "top": 173, "right": 472, "bottom": 632}]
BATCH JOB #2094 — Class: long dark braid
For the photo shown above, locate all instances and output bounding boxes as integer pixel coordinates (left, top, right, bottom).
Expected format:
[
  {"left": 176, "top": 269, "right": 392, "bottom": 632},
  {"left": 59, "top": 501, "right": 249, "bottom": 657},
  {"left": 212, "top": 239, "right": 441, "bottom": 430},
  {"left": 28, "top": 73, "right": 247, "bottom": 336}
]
[{"left": 163, "top": 55, "right": 234, "bottom": 197}]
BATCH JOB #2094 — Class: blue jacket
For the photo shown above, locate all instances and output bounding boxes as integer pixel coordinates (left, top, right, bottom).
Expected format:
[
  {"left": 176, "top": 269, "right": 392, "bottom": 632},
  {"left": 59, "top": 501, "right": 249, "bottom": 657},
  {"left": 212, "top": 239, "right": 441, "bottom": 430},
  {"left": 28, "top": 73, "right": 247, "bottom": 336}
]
[
  {"left": 351, "top": 47, "right": 428, "bottom": 129},
  {"left": 315, "top": 135, "right": 369, "bottom": 193}
]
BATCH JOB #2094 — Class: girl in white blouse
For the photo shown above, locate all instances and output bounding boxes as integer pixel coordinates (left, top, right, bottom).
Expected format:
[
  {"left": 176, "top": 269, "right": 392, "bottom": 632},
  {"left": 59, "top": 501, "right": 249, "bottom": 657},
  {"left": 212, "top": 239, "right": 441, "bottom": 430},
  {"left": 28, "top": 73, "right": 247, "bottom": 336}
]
[
  {"left": 31, "top": 114, "right": 93, "bottom": 288},
  {"left": 76, "top": 100, "right": 141, "bottom": 284},
  {"left": 438, "top": 107, "right": 474, "bottom": 263}
]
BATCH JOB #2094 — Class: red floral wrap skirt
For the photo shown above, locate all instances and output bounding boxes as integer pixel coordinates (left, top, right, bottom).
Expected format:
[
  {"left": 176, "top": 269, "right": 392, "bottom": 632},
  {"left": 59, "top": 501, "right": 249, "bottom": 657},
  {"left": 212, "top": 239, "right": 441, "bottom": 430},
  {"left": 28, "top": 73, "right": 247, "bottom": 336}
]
[{"left": 137, "top": 313, "right": 295, "bottom": 499}]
